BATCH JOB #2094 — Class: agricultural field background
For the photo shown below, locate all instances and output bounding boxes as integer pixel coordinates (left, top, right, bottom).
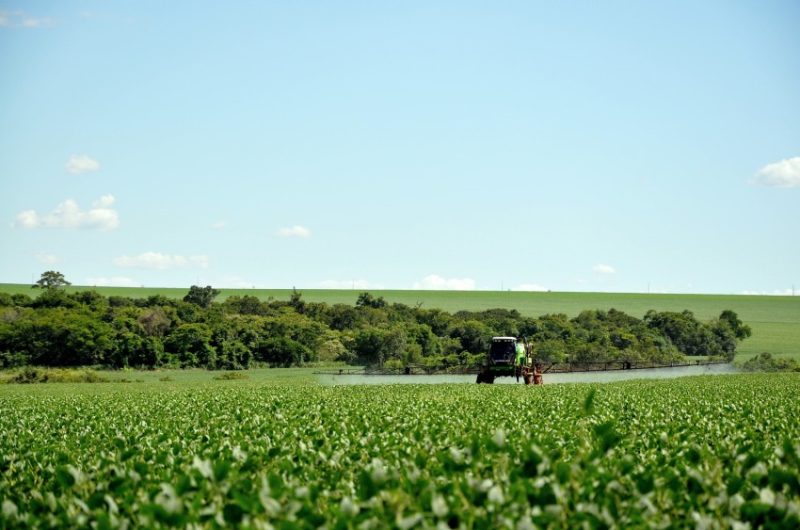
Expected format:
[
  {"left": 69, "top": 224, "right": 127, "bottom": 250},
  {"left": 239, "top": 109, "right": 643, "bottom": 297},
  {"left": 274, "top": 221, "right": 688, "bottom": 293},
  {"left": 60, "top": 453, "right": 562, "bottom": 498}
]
[
  {"left": 1, "top": 372, "right": 798, "bottom": 528},
  {"left": 1, "top": 283, "right": 797, "bottom": 361}
]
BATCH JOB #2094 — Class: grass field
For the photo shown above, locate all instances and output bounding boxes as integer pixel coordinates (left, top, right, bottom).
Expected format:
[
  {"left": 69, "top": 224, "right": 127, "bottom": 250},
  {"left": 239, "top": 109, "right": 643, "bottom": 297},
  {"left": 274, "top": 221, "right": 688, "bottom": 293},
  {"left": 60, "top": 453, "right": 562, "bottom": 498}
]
[
  {"left": 2, "top": 283, "right": 798, "bottom": 361},
  {"left": 1, "top": 372, "right": 798, "bottom": 527},
  {"left": 0, "top": 366, "right": 319, "bottom": 387}
]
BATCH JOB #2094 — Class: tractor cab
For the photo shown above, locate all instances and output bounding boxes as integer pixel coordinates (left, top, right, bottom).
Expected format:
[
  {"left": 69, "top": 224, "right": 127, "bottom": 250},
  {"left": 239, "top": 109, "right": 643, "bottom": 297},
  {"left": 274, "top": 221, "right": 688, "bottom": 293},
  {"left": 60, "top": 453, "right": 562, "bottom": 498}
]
[{"left": 489, "top": 337, "right": 519, "bottom": 365}]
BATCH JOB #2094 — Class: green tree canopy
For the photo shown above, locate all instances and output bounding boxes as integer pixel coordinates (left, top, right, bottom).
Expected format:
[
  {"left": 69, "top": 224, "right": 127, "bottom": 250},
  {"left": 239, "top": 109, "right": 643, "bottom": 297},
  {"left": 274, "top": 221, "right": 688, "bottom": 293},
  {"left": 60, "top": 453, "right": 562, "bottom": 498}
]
[
  {"left": 183, "top": 285, "right": 220, "bottom": 308},
  {"left": 32, "top": 271, "right": 71, "bottom": 290}
]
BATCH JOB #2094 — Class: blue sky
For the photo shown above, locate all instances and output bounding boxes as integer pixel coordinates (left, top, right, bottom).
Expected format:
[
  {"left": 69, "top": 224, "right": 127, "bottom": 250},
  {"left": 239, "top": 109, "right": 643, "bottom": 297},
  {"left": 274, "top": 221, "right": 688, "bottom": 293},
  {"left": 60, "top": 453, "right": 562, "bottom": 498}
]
[{"left": 1, "top": 1, "right": 798, "bottom": 294}]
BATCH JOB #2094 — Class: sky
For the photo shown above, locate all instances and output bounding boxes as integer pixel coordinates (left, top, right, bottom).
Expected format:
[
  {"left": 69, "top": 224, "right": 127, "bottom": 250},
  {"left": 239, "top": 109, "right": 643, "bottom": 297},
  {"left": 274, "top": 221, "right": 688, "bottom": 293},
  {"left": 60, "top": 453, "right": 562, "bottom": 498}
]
[{"left": 1, "top": 1, "right": 798, "bottom": 294}]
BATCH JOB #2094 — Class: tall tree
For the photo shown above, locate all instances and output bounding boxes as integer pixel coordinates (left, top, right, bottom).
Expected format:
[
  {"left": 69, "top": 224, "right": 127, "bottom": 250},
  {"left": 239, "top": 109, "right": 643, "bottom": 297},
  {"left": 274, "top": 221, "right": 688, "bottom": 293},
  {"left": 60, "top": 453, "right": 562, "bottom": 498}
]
[
  {"left": 183, "top": 285, "right": 220, "bottom": 308},
  {"left": 32, "top": 271, "right": 71, "bottom": 290}
]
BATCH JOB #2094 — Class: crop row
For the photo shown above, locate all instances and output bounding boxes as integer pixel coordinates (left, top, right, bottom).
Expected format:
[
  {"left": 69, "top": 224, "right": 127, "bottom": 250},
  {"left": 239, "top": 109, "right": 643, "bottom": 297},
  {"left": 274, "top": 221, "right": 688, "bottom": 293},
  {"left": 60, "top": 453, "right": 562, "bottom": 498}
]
[{"left": 1, "top": 374, "right": 799, "bottom": 528}]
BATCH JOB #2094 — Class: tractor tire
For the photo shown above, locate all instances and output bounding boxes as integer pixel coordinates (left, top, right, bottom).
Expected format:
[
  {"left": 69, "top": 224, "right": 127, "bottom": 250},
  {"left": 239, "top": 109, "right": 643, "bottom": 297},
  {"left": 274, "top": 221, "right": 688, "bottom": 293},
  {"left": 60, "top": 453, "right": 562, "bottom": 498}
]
[{"left": 476, "top": 372, "right": 495, "bottom": 384}]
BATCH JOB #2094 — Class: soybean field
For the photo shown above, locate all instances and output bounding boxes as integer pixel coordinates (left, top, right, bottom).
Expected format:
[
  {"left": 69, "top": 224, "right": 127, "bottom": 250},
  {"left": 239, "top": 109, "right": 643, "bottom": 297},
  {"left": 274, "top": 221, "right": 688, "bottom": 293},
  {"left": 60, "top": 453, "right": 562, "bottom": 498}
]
[{"left": 1, "top": 373, "right": 799, "bottom": 528}]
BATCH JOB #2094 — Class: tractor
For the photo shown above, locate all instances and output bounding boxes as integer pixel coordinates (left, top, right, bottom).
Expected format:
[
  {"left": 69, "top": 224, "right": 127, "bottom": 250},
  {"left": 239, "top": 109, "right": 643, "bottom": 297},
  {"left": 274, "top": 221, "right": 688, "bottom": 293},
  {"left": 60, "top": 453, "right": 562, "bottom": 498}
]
[{"left": 476, "top": 336, "right": 542, "bottom": 385}]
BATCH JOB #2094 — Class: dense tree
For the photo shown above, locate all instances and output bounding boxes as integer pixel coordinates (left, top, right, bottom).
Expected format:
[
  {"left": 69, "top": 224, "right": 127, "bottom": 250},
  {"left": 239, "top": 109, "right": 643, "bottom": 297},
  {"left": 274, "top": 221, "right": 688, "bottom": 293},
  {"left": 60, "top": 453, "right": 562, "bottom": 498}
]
[
  {"left": 0, "top": 293, "right": 14, "bottom": 307},
  {"left": 256, "top": 337, "right": 309, "bottom": 367},
  {"left": 352, "top": 327, "right": 407, "bottom": 365},
  {"left": 448, "top": 320, "right": 490, "bottom": 354},
  {"left": 719, "top": 310, "right": 752, "bottom": 340},
  {"left": 356, "top": 292, "right": 387, "bottom": 309},
  {"left": 223, "top": 295, "right": 268, "bottom": 316},
  {"left": 31, "top": 289, "right": 78, "bottom": 309},
  {"left": 164, "top": 323, "right": 216, "bottom": 367},
  {"left": 326, "top": 304, "right": 359, "bottom": 331},
  {"left": 109, "top": 317, "right": 163, "bottom": 368},
  {"left": 138, "top": 307, "right": 171, "bottom": 337},
  {"left": 288, "top": 288, "right": 306, "bottom": 313},
  {"left": 183, "top": 285, "right": 220, "bottom": 308},
  {"left": 0, "top": 287, "right": 751, "bottom": 370},
  {"left": 0, "top": 308, "right": 115, "bottom": 366}
]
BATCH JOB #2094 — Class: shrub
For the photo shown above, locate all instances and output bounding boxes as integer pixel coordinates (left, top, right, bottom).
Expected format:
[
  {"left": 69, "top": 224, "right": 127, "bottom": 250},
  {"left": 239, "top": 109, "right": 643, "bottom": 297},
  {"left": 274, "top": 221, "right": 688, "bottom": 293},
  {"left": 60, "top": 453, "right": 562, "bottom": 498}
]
[
  {"left": 740, "top": 352, "right": 799, "bottom": 372},
  {"left": 213, "top": 371, "right": 249, "bottom": 381},
  {"left": 7, "top": 367, "right": 109, "bottom": 384}
]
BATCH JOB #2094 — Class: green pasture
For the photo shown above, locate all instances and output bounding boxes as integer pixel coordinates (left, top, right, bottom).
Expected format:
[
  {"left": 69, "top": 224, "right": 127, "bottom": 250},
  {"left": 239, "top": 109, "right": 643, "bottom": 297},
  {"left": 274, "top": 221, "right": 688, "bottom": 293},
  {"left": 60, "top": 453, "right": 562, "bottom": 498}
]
[{"left": 2, "top": 283, "right": 798, "bottom": 360}]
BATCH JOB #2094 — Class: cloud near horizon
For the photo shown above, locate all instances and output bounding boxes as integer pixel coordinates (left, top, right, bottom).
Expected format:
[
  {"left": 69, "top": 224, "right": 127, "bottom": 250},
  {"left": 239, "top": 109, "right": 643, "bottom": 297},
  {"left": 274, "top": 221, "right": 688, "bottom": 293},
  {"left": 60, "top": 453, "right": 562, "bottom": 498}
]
[
  {"left": 740, "top": 288, "right": 796, "bottom": 296},
  {"left": 86, "top": 276, "right": 140, "bottom": 287},
  {"left": 753, "top": 157, "right": 800, "bottom": 188},
  {"left": 593, "top": 264, "right": 616, "bottom": 274},
  {"left": 113, "top": 252, "right": 209, "bottom": 270},
  {"left": 66, "top": 154, "right": 100, "bottom": 174},
  {"left": 319, "top": 279, "right": 385, "bottom": 290},
  {"left": 14, "top": 195, "right": 119, "bottom": 230},
  {"left": 35, "top": 252, "right": 59, "bottom": 265},
  {"left": 413, "top": 274, "right": 475, "bottom": 290},
  {"left": 277, "top": 225, "right": 311, "bottom": 238},
  {"left": 513, "top": 283, "right": 548, "bottom": 292}
]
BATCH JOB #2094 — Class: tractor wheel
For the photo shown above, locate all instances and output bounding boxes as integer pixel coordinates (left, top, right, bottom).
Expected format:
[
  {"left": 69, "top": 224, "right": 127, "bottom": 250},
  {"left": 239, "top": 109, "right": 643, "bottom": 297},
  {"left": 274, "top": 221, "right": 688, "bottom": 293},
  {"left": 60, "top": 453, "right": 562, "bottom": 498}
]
[{"left": 476, "top": 372, "right": 495, "bottom": 384}]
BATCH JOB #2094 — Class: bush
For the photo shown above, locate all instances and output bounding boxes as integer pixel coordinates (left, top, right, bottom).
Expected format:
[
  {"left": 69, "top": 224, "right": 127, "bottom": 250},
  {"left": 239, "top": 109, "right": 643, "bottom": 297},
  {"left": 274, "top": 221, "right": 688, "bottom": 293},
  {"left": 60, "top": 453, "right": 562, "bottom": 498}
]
[
  {"left": 740, "top": 352, "right": 799, "bottom": 372},
  {"left": 0, "top": 350, "right": 28, "bottom": 369},
  {"left": 383, "top": 359, "right": 405, "bottom": 371},
  {"left": 7, "top": 367, "right": 110, "bottom": 384},
  {"left": 213, "top": 371, "right": 249, "bottom": 381}
]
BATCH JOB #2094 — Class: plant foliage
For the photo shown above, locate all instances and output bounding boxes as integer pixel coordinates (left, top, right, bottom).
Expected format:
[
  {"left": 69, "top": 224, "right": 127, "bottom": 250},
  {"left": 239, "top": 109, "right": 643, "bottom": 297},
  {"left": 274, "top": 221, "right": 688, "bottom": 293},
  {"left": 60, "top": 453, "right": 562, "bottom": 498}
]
[{"left": 0, "top": 374, "right": 798, "bottom": 527}]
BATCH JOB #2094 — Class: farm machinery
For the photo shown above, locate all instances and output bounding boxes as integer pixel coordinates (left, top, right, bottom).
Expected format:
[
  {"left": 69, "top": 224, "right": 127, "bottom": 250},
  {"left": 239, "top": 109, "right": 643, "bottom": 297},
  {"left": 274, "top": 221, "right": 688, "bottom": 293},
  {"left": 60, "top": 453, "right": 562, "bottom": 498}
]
[{"left": 476, "top": 336, "right": 543, "bottom": 385}]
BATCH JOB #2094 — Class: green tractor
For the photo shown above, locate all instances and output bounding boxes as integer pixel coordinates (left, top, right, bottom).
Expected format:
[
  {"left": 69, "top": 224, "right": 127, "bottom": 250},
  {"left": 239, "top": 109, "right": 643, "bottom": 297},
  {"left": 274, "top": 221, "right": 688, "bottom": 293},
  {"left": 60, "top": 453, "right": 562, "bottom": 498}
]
[{"left": 476, "top": 336, "right": 542, "bottom": 385}]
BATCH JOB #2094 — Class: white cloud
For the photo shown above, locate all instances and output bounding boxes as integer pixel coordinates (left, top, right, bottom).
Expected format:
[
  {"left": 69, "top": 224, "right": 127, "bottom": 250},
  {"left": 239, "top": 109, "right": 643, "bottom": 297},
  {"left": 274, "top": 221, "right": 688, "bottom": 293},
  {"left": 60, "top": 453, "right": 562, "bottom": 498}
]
[
  {"left": 86, "top": 276, "right": 140, "bottom": 287},
  {"left": 413, "top": 274, "right": 475, "bottom": 291},
  {"left": 14, "top": 210, "right": 39, "bottom": 228},
  {"left": 113, "top": 252, "right": 209, "bottom": 270},
  {"left": 740, "top": 289, "right": 795, "bottom": 296},
  {"left": 753, "top": 157, "right": 800, "bottom": 188},
  {"left": 319, "top": 279, "right": 385, "bottom": 290},
  {"left": 593, "top": 264, "right": 616, "bottom": 274},
  {"left": 212, "top": 221, "right": 226, "bottom": 230},
  {"left": 21, "top": 16, "right": 53, "bottom": 28},
  {"left": 66, "top": 154, "right": 100, "bottom": 174},
  {"left": 513, "top": 283, "right": 548, "bottom": 292},
  {"left": 0, "top": 11, "right": 53, "bottom": 28},
  {"left": 35, "top": 252, "right": 59, "bottom": 265},
  {"left": 13, "top": 195, "right": 119, "bottom": 230},
  {"left": 216, "top": 276, "right": 257, "bottom": 288},
  {"left": 93, "top": 194, "right": 115, "bottom": 208},
  {"left": 277, "top": 225, "right": 311, "bottom": 238}
]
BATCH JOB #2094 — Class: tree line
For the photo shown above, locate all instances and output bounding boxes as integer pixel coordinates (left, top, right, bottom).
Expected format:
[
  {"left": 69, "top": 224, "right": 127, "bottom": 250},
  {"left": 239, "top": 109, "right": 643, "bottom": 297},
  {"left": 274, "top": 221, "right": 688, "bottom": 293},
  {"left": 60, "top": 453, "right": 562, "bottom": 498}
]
[{"left": 0, "top": 276, "right": 751, "bottom": 370}]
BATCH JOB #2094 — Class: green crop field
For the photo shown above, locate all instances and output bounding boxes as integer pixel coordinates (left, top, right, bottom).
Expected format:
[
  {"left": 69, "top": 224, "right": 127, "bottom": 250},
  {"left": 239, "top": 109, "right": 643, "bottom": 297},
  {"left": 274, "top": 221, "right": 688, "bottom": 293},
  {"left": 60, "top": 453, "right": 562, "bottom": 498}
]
[
  {"left": 2, "top": 283, "right": 798, "bottom": 361},
  {"left": 1, "top": 373, "right": 799, "bottom": 528}
]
